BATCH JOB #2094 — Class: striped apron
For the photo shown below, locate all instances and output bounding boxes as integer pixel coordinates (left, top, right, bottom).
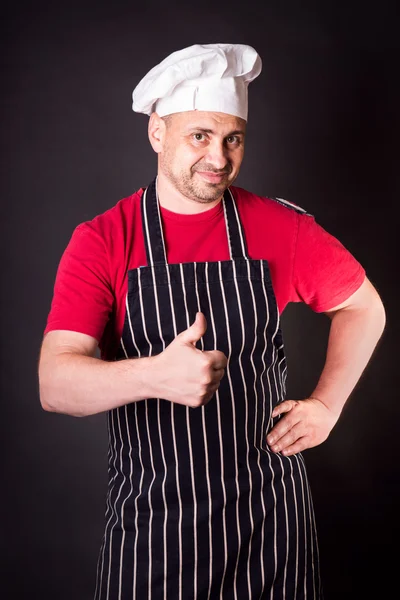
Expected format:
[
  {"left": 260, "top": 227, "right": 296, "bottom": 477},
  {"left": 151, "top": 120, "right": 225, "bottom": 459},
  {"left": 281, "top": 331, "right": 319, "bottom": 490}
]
[{"left": 94, "top": 179, "right": 322, "bottom": 599}]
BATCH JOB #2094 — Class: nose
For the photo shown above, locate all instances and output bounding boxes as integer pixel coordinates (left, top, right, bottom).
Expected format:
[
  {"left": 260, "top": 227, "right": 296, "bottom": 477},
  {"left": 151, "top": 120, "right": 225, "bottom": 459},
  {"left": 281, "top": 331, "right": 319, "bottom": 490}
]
[{"left": 205, "top": 140, "right": 229, "bottom": 171}]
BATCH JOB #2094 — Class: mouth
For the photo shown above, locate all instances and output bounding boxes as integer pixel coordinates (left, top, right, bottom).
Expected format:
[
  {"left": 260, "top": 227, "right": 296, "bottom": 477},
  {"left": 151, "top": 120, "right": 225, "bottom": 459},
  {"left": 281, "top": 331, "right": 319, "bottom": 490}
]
[{"left": 195, "top": 171, "right": 229, "bottom": 184}]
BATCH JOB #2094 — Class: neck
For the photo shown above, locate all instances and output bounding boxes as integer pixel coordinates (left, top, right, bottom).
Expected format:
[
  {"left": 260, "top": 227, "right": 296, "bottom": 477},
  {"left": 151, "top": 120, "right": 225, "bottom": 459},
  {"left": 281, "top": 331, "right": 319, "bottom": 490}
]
[{"left": 155, "top": 171, "right": 223, "bottom": 215}]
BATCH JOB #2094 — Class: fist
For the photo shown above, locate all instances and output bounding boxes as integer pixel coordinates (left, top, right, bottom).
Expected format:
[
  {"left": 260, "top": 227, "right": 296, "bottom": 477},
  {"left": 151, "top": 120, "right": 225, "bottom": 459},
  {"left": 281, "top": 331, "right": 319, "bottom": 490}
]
[{"left": 153, "top": 312, "right": 228, "bottom": 408}]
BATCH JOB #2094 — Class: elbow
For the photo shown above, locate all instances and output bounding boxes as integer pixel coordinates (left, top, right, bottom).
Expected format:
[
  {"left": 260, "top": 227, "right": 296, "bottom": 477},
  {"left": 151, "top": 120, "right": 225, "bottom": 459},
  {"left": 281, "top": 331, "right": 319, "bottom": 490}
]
[
  {"left": 373, "top": 292, "right": 386, "bottom": 338},
  {"left": 39, "top": 391, "right": 54, "bottom": 413},
  {"left": 38, "top": 368, "right": 57, "bottom": 413},
  {"left": 38, "top": 368, "right": 87, "bottom": 418},
  {"left": 39, "top": 384, "right": 62, "bottom": 414}
]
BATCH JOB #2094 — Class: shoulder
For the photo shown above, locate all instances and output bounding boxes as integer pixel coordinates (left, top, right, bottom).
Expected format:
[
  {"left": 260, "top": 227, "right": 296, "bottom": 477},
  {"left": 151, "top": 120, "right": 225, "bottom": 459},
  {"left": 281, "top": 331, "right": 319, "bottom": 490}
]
[
  {"left": 229, "top": 185, "right": 313, "bottom": 226},
  {"left": 77, "top": 188, "right": 143, "bottom": 240}
]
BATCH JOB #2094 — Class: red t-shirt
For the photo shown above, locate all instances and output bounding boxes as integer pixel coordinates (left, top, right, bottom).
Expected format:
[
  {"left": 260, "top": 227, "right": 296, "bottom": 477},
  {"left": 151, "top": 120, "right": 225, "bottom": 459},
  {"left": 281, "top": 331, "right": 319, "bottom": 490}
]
[{"left": 44, "top": 185, "right": 365, "bottom": 359}]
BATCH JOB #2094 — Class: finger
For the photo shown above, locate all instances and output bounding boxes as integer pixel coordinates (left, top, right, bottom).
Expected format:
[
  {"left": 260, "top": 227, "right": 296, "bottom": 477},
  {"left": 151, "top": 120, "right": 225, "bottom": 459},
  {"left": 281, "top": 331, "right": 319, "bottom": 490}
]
[
  {"left": 212, "top": 367, "right": 226, "bottom": 382},
  {"left": 191, "top": 381, "right": 220, "bottom": 408},
  {"left": 268, "top": 422, "right": 305, "bottom": 453},
  {"left": 279, "top": 437, "right": 309, "bottom": 457},
  {"left": 266, "top": 412, "right": 302, "bottom": 446},
  {"left": 205, "top": 350, "right": 228, "bottom": 370},
  {"left": 271, "top": 400, "right": 300, "bottom": 418},
  {"left": 179, "top": 312, "right": 207, "bottom": 346}
]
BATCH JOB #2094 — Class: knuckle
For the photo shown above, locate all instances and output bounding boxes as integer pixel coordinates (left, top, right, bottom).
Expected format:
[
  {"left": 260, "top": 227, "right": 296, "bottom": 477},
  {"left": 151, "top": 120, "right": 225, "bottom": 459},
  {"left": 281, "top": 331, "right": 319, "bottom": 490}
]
[
  {"left": 200, "top": 373, "right": 213, "bottom": 387},
  {"left": 200, "top": 357, "right": 213, "bottom": 374},
  {"left": 191, "top": 396, "right": 204, "bottom": 408}
]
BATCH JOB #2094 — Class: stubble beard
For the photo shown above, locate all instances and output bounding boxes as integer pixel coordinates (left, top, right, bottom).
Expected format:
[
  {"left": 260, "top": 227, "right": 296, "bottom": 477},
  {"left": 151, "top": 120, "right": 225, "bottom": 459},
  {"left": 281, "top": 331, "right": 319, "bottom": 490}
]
[{"left": 160, "top": 152, "right": 234, "bottom": 204}]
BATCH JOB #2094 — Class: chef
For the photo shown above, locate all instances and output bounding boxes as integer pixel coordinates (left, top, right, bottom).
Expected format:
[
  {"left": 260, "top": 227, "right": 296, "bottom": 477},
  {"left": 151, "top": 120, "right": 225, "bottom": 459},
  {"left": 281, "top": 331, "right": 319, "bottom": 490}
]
[{"left": 39, "top": 43, "right": 386, "bottom": 599}]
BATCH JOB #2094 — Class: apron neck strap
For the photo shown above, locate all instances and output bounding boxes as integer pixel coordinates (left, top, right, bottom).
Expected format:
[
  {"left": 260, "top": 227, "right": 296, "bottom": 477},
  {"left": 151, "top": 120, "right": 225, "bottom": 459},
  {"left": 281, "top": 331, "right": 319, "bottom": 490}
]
[{"left": 141, "top": 177, "right": 249, "bottom": 267}]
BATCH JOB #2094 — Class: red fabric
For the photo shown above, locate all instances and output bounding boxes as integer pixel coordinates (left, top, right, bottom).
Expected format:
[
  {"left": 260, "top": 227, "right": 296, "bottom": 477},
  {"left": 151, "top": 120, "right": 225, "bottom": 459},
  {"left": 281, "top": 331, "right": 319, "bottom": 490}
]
[{"left": 44, "top": 186, "right": 365, "bottom": 359}]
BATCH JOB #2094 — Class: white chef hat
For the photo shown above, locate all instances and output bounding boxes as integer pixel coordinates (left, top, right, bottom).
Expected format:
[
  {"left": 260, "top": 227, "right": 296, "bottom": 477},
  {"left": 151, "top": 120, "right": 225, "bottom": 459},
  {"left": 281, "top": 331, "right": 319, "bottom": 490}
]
[{"left": 132, "top": 43, "right": 262, "bottom": 121}]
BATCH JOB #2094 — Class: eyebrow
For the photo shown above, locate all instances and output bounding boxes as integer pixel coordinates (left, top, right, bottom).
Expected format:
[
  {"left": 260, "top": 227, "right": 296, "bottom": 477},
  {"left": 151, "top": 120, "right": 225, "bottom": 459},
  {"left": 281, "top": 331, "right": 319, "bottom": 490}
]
[{"left": 186, "top": 127, "right": 245, "bottom": 136}]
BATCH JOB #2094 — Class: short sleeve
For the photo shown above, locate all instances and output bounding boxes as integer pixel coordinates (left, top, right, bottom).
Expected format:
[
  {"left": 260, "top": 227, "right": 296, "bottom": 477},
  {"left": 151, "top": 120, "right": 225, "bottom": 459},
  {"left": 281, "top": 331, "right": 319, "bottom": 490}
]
[
  {"left": 291, "top": 213, "right": 366, "bottom": 312},
  {"left": 44, "top": 222, "right": 114, "bottom": 341}
]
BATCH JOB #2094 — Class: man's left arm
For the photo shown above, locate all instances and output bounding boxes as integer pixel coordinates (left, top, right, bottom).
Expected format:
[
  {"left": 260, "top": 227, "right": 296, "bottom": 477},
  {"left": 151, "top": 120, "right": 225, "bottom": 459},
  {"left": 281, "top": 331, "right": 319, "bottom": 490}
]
[{"left": 266, "top": 276, "right": 386, "bottom": 456}]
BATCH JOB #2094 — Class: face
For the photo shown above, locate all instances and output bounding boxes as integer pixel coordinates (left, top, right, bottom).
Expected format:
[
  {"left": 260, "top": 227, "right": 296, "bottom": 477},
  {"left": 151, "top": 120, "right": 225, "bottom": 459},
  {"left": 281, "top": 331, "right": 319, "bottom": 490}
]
[{"left": 152, "top": 111, "right": 246, "bottom": 204}]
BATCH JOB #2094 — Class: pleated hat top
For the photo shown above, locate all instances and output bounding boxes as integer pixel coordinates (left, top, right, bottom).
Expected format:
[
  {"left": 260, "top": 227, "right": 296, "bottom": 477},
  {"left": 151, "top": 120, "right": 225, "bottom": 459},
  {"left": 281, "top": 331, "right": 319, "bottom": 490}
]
[{"left": 131, "top": 43, "right": 262, "bottom": 121}]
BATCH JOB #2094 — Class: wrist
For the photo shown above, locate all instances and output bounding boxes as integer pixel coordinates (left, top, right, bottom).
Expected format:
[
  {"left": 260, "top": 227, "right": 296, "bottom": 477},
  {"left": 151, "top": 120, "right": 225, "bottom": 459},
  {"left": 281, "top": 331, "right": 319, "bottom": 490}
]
[
  {"left": 125, "top": 355, "right": 161, "bottom": 401},
  {"left": 308, "top": 392, "right": 344, "bottom": 419}
]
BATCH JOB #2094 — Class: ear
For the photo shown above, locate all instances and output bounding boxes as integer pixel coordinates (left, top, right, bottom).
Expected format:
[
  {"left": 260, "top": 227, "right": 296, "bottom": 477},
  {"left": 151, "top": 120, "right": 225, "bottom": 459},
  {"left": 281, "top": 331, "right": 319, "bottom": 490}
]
[{"left": 148, "top": 112, "right": 166, "bottom": 153}]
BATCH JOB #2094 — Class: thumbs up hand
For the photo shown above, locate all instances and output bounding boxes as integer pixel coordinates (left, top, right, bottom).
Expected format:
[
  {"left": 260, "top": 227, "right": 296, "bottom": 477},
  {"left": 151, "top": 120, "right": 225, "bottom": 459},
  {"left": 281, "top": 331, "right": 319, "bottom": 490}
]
[{"left": 152, "top": 312, "right": 228, "bottom": 408}]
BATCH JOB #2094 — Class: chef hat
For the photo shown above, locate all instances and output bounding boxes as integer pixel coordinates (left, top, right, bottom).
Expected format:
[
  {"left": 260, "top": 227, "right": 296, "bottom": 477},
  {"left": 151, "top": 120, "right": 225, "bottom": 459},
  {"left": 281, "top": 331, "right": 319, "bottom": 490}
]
[{"left": 132, "top": 43, "right": 262, "bottom": 121}]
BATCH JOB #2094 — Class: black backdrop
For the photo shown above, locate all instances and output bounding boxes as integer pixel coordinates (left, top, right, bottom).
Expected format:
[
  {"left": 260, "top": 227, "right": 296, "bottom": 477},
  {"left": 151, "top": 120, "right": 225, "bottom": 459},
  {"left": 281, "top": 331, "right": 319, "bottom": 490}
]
[{"left": 1, "top": 1, "right": 399, "bottom": 598}]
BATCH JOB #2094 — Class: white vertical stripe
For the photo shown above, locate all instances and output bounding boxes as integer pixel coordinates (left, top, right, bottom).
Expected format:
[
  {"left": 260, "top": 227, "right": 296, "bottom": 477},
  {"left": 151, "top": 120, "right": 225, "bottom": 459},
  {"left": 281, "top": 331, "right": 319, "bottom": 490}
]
[
  {"left": 293, "top": 453, "right": 308, "bottom": 597},
  {"left": 100, "top": 410, "right": 119, "bottom": 600},
  {"left": 229, "top": 259, "right": 255, "bottom": 598},
  {"left": 94, "top": 415, "right": 113, "bottom": 600},
  {"left": 142, "top": 190, "right": 170, "bottom": 600},
  {"left": 260, "top": 261, "right": 280, "bottom": 440},
  {"left": 163, "top": 256, "right": 183, "bottom": 600},
  {"left": 105, "top": 410, "right": 127, "bottom": 599},
  {"left": 94, "top": 539, "right": 105, "bottom": 600},
  {"left": 260, "top": 262, "right": 281, "bottom": 598},
  {"left": 142, "top": 179, "right": 167, "bottom": 266},
  {"left": 156, "top": 400, "right": 169, "bottom": 600},
  {"left": 269, "top": 456, "right": 290, "bottom": 600},
  {"left": 154, "top": 177, "right": 168, "bottom": 261},
  {"left": 132, "top": 403, "right": 145, "bottom": 600},
  {"left": 125, "top": 289, "right": 146, "bottom": 600},
  {"left": 214, "top": 261, "right": 239, "bottom": 600},
  {"left": 144, "top": 399, "right": 158, "bottom": 599},
  {"left": 136, "top": 267, "right": 158, "bottom": 600},
  {"left": 95, "top": 411, "right": 117, "bottom": 600},
  {"left": 274, "top": 348, "right": 300, "bottom": 598},
  {"left": 266, "top": 449, "right": 278, "bottom": 600},
  {"left": 287, "top": 456, "right": 300, "bottom": 595},
  {"left": 299, "top": 453, "right": 318, "bottom": 599},
  {"left": 254, "top": 265, "right": 271, "bottom": 596},
  {"left": 105, "top": 408, "right": 126, "bottom": 599},
  {"left": 225, "top": 188, "right": 248, "bottom": 259},
  {"left": 240, "top": 259, "right": 269, "bottom": 595},
  {"left": 193, "top": 263, "right": 213, "bottom": 600},
  {"left": 271, "top": 326, "right": 302, "bottom": 597},
  {"left": 179, "top": 263, "right": 198, "bottom": 599},
  {"left": 117, "top": 345, "right": 136, "bottom": 599}
]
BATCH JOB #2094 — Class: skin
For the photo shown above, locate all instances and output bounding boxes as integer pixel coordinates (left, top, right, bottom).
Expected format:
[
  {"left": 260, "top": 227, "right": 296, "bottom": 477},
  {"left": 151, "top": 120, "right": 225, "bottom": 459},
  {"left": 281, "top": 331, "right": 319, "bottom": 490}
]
[
  {"left": 38, "top": 109, "right": 386, "bottom": 457},
  {"left": 147, "top": 110, "right": 246, "bottom": 213}
]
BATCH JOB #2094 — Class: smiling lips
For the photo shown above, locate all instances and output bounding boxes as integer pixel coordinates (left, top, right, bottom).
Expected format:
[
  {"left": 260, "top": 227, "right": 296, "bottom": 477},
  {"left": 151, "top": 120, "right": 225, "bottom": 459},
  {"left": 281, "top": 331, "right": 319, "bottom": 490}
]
[{"left": 196, "top": 171, "right": 228, "bottom": 183}]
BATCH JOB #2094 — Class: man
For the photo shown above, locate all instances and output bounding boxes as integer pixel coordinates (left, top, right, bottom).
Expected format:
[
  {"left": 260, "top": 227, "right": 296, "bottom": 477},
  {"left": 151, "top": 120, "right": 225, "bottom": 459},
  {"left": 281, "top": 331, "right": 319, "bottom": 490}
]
[{"left": 39, "top": 43, "right": 385, "bottom": 599}]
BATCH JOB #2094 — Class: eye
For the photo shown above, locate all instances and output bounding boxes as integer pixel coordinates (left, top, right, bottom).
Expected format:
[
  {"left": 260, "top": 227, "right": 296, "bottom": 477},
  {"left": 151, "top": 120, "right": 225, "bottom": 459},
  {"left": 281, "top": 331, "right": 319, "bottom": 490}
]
[
  {"left": 226, "top": 135, "right": 241, "bottom": 145},
  {"left": 193, "top": 133, "right": 206, "bottom": 142}
]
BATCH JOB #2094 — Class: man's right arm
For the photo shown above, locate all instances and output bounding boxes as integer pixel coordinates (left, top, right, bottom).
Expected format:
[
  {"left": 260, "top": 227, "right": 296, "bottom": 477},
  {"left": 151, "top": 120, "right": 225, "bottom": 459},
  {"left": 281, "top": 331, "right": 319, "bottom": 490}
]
[
  {"left": 38, "top": 330, "right": 159, "bottom": 416},
  {"left": 38, "top": 314, "right": 227, "bottom": 416}
]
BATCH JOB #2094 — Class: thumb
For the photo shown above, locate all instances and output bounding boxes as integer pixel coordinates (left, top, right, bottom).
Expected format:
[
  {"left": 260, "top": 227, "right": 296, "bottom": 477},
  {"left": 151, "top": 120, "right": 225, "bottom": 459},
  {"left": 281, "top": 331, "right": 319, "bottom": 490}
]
[{"left": 179, "top": 312, "right": 207, "bottom": 346}]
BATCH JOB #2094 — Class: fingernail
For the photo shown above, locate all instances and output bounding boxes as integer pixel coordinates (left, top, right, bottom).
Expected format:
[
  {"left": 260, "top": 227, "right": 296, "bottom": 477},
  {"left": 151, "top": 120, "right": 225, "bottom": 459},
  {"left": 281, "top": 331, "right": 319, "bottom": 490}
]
[{"left": 267, "top": 436, "right": 274, "bottom": 444}]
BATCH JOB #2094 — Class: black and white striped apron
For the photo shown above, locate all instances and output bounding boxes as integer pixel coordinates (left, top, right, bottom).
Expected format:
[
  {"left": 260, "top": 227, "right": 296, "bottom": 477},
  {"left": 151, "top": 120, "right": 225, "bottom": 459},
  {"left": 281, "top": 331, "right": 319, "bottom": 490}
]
[{"left": 94, "top": 179, "right": 322, "bottom": 599}]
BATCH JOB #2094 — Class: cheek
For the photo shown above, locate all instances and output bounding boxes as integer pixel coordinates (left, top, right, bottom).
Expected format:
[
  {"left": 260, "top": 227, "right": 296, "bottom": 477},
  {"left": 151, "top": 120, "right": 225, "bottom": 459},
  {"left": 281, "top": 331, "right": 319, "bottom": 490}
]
[
  {"left": 229, "top": 153, "right": 243, "bottom": 172},
  {"left": 177, "top": 145, "right": 204, "bottom": 168}
]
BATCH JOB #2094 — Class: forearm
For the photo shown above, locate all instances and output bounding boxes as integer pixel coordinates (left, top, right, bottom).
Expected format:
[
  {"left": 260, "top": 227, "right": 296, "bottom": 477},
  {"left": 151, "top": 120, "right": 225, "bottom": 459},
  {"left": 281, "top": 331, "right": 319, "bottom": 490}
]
[
  {"left": 39, "top": 353, "right": 157, "bottom": 417},
  {"left": 310, "top": 295, "right": 386, "bottom": 416}
]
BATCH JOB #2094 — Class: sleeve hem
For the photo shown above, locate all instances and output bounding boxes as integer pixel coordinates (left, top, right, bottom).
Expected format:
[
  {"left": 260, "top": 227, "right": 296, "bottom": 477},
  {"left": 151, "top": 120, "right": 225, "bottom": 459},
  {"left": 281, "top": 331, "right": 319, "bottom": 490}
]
[
  {"left": 311, "top": 268, "right": 366, "bottom": 313},
  {"left": 43, "top": 322, "right": 102, "bottom": 342}
]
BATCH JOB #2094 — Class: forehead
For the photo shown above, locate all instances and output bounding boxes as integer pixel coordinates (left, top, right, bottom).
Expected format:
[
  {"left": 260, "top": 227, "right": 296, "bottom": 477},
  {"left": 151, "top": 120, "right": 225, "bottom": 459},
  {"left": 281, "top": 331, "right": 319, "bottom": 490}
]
[{"left": 167, "top": 111, "right": 246, "bottom": 133}]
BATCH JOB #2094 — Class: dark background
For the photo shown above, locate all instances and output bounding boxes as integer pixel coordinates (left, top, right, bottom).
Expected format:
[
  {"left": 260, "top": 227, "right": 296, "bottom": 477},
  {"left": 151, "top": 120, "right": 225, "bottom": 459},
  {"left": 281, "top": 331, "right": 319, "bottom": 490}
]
[{"left": 1, "top": 1, "right": 399, "bottom": 598}]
